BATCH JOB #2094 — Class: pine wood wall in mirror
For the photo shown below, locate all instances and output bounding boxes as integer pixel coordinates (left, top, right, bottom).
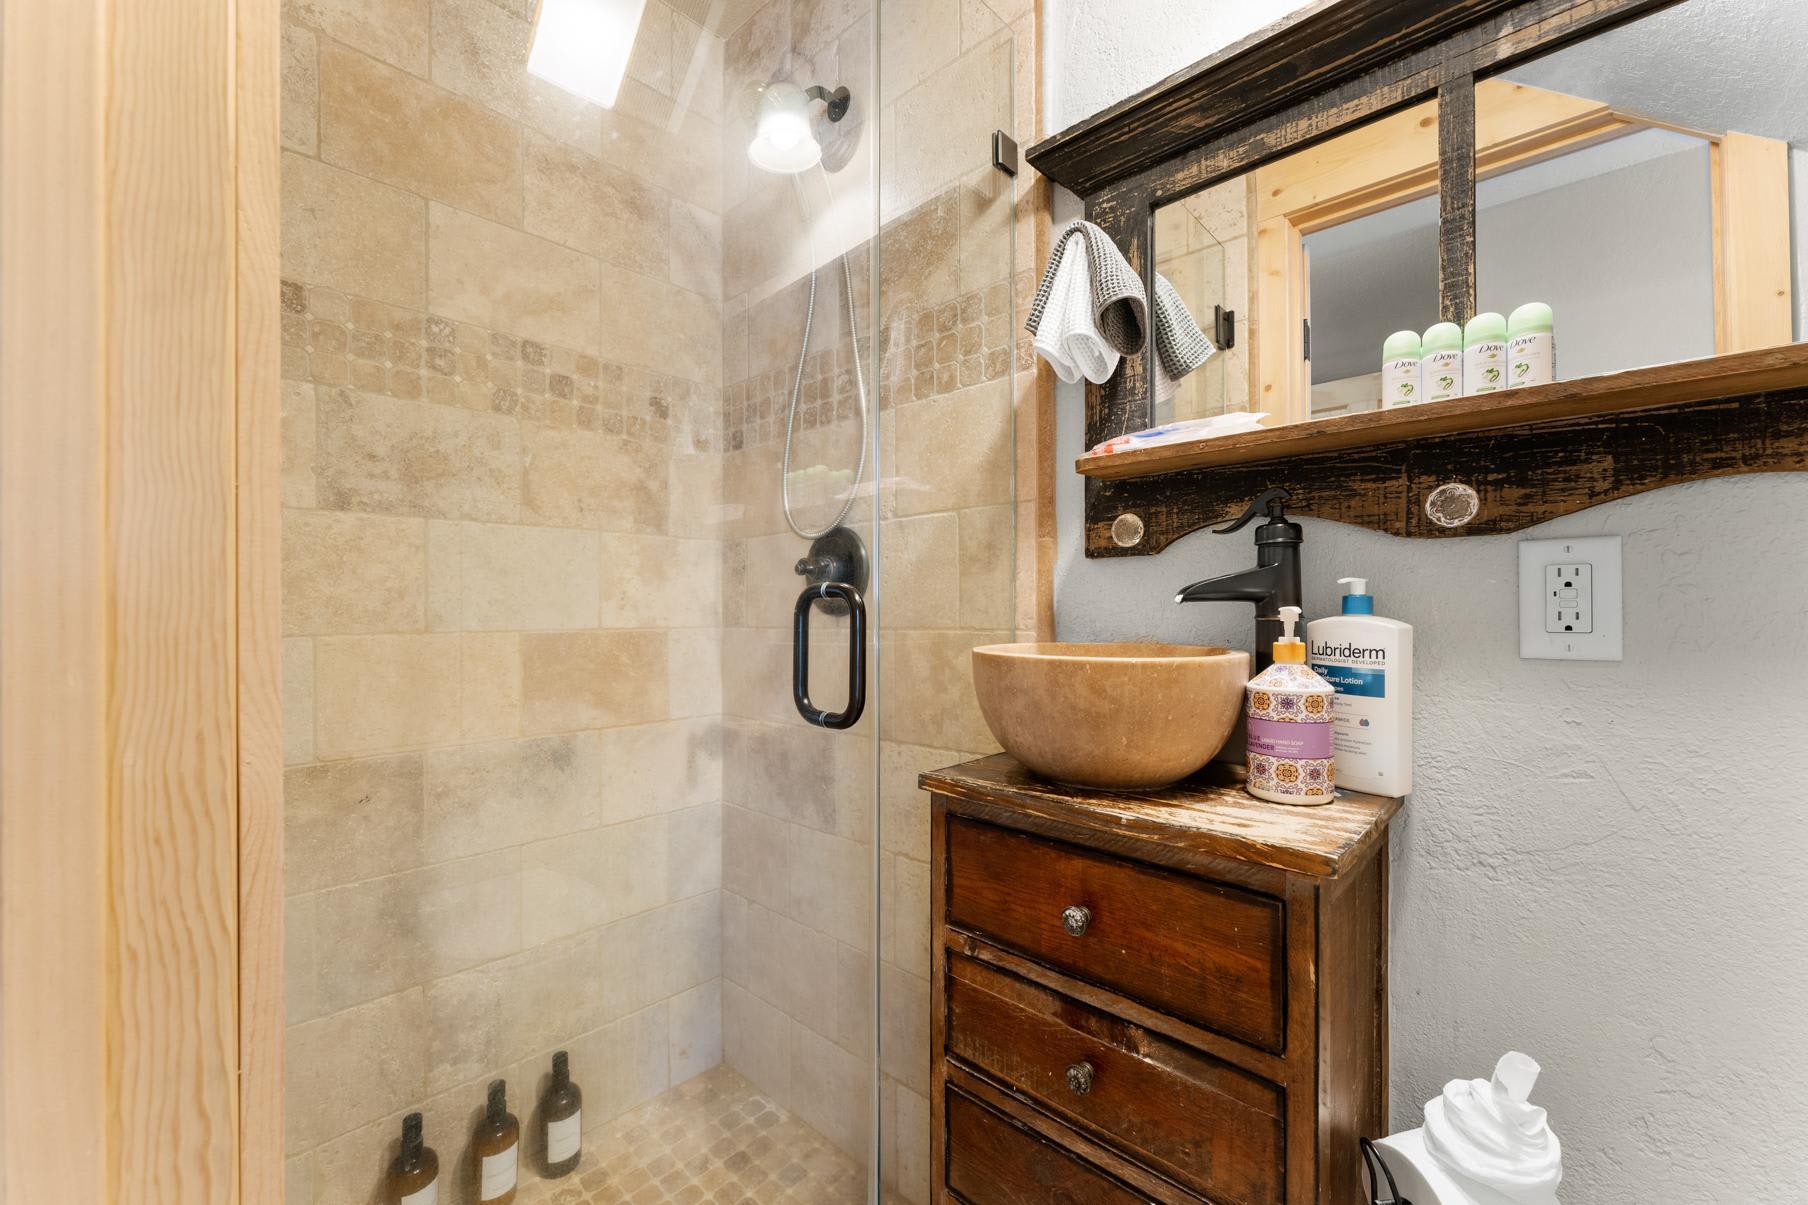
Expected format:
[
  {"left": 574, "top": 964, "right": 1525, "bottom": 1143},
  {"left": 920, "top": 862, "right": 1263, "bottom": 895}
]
[{"left": 1026, "top": 0, "right": 1808, "bottom": 554}]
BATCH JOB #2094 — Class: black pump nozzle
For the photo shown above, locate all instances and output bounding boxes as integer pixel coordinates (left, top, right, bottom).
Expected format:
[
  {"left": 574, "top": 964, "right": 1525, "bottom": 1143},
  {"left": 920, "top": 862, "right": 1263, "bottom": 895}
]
[
  {"left": 1214, "top": 486, "right": 1292, "bottom": 534},
  {"left": 486, "top": 1079, "right": 507, "bottom": 1121}
]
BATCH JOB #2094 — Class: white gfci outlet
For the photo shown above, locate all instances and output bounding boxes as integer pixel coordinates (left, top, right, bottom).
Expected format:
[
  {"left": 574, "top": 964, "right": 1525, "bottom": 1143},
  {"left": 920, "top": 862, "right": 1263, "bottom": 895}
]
[{"left": 1519, "top": 535, "right": 1622, "bottom": 660}]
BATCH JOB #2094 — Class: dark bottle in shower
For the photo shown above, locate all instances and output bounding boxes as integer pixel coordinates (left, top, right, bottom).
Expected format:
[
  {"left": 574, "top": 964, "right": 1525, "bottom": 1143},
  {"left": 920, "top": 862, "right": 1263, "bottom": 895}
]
[
  {"left": 473, "top": 1079, "right": 519, "bottom": 1204},
  {"left": 383, "top": 1112, "right": 439, "bottom": 1204},
  {"left": 539, "top": 1050, "right": 583, "bottom": 1178}
]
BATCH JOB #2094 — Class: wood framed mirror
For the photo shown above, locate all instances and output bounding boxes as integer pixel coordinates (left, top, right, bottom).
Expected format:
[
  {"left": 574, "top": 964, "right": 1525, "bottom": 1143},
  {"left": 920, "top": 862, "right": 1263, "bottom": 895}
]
[{"left": 1028, "top": 0, "right": 1808, "bottom": 553}]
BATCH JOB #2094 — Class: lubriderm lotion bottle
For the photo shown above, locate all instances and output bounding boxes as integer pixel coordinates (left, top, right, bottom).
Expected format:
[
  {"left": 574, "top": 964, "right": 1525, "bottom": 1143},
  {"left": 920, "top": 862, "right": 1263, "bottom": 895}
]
[{"left": 1306, "top": 577, "right": 1412, "bottom": 797}]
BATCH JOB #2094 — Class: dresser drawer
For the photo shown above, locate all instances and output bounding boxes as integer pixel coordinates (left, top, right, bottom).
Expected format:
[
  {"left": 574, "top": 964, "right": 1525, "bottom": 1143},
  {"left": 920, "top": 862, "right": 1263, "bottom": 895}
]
[
  {"left": 946, "top": 1088, "right": 1153, "bottom": 1205},
  {"left": 946, "top": 954, "right": 1284, "bottom": 1205},
  {"left": 945, "top": 818, "right": 1287, "bottom": 1051}
]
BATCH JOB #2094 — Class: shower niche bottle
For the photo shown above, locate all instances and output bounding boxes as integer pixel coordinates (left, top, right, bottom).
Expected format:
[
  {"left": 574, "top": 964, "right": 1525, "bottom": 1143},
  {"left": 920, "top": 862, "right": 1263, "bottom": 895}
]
[
  {"left": 540, "top": 1050, "right": 583, "bottom": 1178},
  {"left": 384, "top": 1112, "right": 439, "bottom": 1205},
  {"left": 473, "top": 1080, "right": 519, "bottom": 1204}
]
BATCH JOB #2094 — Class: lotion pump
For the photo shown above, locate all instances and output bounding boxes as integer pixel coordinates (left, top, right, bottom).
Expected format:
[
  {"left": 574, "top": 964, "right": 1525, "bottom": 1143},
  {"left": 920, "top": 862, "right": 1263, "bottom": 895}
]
[
  {"left": 1307, "top": 576, "right": 1413, "bottom": 797},
  {"left": 1244, "top": 606, "right": 1337, "bottom": 805}
]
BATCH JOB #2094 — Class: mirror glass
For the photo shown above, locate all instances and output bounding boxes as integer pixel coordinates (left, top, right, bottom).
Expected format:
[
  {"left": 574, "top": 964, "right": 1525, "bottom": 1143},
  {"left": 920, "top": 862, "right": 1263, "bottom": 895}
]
[
  {"left": 1151, "top": 184, "right": 1239, "bottom": 424},
  {"left": 1476, "top": 0, "right": 1808, "bottom": 380},
  {"left": 1150, "top": 98, "right": 1441, "bottom": 429}
]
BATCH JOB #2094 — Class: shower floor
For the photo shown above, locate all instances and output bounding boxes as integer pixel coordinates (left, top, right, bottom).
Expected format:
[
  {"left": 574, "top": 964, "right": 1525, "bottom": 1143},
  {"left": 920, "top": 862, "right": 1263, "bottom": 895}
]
[{"left": 521, "top": 1065, "right": 880, "bottom": 1205}]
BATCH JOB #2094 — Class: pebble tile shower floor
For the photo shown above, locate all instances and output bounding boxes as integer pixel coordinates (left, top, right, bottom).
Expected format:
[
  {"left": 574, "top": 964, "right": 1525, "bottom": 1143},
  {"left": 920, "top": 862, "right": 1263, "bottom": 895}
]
[{"left": 520, "top": 1065, "right": 891, "bottom": 1205}]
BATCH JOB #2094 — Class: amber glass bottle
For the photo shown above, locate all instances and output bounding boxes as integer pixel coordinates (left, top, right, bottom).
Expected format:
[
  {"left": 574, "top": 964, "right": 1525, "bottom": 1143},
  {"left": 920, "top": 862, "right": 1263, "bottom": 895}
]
[
  {"left": 384, "top": 1112, "right": 439, "bottom": 1204},
  {"left": 473, "top": 1080, "right": 519, "bottom": 1204},
  {"left": 540, "top": 1050, "right": 583, "bottom": 1178}
]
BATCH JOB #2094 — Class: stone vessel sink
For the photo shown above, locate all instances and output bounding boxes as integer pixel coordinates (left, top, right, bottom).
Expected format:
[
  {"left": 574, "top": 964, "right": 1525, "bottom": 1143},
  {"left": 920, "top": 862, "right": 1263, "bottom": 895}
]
[{"left": 971, "top": 642, "right": 1251, "bottom": 790}]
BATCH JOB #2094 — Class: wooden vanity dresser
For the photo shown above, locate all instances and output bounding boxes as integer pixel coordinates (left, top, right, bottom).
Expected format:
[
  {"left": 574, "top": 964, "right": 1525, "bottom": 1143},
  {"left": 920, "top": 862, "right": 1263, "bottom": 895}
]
[{"left": 921, "top": 754, "right": 1399, "bottom": 1205}]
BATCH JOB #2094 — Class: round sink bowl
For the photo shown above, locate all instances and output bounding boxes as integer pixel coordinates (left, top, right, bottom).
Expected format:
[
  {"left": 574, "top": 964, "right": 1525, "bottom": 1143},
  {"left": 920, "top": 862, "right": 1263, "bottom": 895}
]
[{"left": 972, "top": 642, "right": 1251, "bottom": 790}]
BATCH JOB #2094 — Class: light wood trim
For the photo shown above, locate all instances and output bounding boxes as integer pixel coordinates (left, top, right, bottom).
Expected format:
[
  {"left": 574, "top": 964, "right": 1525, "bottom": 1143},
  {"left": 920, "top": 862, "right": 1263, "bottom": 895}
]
[
  {"left": 1714, "top": 130, "right": 1793, "bottom": 353},
  {"left": 0, "top": 0, "right": 112, "bottom": 1200},
  {"left": 1077, "top": 342, "right": 1808, "bottom": 479},
  {"left": 1254, "top": 217, "right": 1309, "bottom": 424},
  {"left": 235, "top": 0, "right": 287, "bottom": 1197},
  {"left": 2, "top": 0, "right": 284, "bottom": 1199}
]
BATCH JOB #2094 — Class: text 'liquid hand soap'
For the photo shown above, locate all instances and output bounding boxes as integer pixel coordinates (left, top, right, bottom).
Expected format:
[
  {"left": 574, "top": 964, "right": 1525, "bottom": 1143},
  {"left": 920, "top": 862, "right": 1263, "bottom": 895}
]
[
  {"left": 1307, "top": 577, "right": 1412, "bottom": 797},
  {"left": 1245, "top": 606, "right": 1337, "bottom": 805}
]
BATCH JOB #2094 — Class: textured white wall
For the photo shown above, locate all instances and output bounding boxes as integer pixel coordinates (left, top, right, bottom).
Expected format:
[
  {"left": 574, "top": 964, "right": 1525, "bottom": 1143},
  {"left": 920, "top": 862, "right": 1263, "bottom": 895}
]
[{"left": 1043, "top": 2, "right": 1808, "bottom": 1200}]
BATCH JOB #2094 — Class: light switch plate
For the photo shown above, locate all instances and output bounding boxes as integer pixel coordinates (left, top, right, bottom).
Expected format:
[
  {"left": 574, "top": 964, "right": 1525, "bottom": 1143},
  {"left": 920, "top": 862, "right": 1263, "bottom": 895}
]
[{"left": 1519, "top": 535, "right": 1622, "bottom": 660}]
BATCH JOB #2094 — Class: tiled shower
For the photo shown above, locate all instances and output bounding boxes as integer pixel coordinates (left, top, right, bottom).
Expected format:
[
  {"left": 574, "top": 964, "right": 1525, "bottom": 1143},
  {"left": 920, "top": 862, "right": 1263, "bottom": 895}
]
[{"left": 278, "top": 0, "right": 1031, "bottom": 1200}]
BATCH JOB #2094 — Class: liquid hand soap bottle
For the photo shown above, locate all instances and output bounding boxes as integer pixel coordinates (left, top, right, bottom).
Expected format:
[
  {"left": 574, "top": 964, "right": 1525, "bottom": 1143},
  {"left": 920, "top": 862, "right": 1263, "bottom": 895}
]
[{"left": 1244, "top": 606, "right": 1336, "bottom": 805}]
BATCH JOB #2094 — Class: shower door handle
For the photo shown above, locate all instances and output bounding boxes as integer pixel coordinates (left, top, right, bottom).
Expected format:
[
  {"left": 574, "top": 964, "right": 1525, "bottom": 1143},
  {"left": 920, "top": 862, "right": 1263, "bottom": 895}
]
[{"left": 793, "top": 581, "right": 866, "bottom": 730}]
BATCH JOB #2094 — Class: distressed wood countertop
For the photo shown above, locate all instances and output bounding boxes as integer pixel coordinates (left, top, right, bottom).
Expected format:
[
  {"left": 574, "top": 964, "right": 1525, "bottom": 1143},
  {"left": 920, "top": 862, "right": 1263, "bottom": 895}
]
[{"left": 920, "top": 753, "right": 1400, "bottom": 880}]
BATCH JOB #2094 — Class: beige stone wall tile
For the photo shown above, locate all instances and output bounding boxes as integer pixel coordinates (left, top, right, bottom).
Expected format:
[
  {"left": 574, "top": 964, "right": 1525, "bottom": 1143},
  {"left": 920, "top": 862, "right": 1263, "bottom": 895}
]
[
  {"left": 790, "top": 1020, "right": 870, "bottom": 1162},
  {"left": 723, "top": 0, "right": 790, "bottom": 108},
  {"left": 722, "top": 980, "right": 791, "bottom": 1106},
  {"left": 597, "top": 533, "right": 722, "bottom": 629},
  {"left": 879, "top": 740, "right": 959, "bottom": 863},
  {"left": 666, "top": 802, "right": 722, "bottom": 901},
  {"left": 668, "top": 978, "right": 722, "bottom": 1084},
  {"left": 285, "top": 988, "right": 428, "bottom": 1151},
  {"left": 316, "top": 386, "right": 522, "bottom": 522},
  {"left": 285, "top": 753, "right": 426, "bottom": 895},
  {"left": 563, "top": 1002, "right": 671, "bottom": 1122},
  {"left": 885, "top": 854, "right": 930, "bottom": 979},
  {"left": 881, "top": 512, "right": 959, "bottom": 629},
  {"left": 791, "top": 0, "right": 867, "bottom": 59},
  {"left": 719, "top": 443, "right": 783, "bottom": 539},
  {"left": 893, "top": 1081, "right": 932, "bottom": 1205},
  {"left": 427, "top": 520, "right": 601, "bottom": 631},
  {"left": 633, "top": 893, "right": 722, "bottom": 1007},
  {"left": 429, "top": 0, "right": 604, "bottom": 155},
  {"left": 879, "top": 962, "right": 929, "bottom": 1096},
  {"left": 626, "top": 1, "right": 676, "bottom": 96},
  {"left": 884, "top": 23, "right": 1009, "bottom": 216},
  {"left": 507, "top": 929, "right": 617, "bottom": 1057},
  {"left": 722, "top": 717, "right": 840, "bottom": 828},
  {"left": 877, "top": 628, "right": 1006, "bottom": 751},
  {"left": 893, "top": 377, "right": 1011, "bottom": 515},
  {"left": 315, "top": 633, "right": 464, "bottom": 757},
  {"left": 722, "top": 803, "right": 793, "bottom": 916},
  {"left": 422, "top": 732, "right": 604, "bottom": 863},
  {"left": 522, "top": 132, "right": 669, "bottom": 276},
  {"left": 519, "top": 630, "right": 670, "bottom": 732},
  {"left": 282, "top": 153, "right": 426, "bottom": 310},
  {"left": 672, "top": 11, "right": 725, "bottom": 121},
  {"left": 282, "top": 22, "right": 319, "bottom": 154},
  {"left": 429, "top": 203, "right": 601, "bottom": 354},
  {"left": 594, "top": 716, "right": 723, "bottom": 824},
  {"left": 282, "top": 508, "right": 428, "bottom": 635},
  {"left": 833, "top": 940, "right": 872, "bottom": 1055},
  {"left": 878, "top": 0, "right": 958, "bottom": 107},
  {"left": 286, "top": 0, "right": 430, "bottom": 74},
  {"left": 423, "top": 958, "right": 519, "bottom": 1096},
  {"left": 319, "top": 43, "right": 524, "bottom": 226},
  {"left": 876, "top": 189, "right": 958, "bottom": 326},
  {"left": 666, "top": 630, "right": 724, "bottom": 718},
  {"left": 597, "top": 268, "right": 721, "bottom": 385},
  {"left": 956, "top": 163, "right": 1013, "bottom": 295},
  {"left": 281, "top": 382, "right": 318, "bottom": 508},
  {"left": 790, "top": 826, "right": 870, "bottom": 951},
  {"left": 599, "top": 81, "right": 723, "bottom": 215},
  {"left": 669, "top": 199, "right": 723, "bottom": 301},
  {"left": 283, "top": 637, "right": 316, "bottom": 764},
  {"left": 668, "top": 451, "right": 724, "bottom": 537},
  {"left": 285, "top": 895, "right": 320, "bottom": 1024},
  {"left": 722, "top": 176, "right": 806, "bottom": 305},
  {"left": 520, "top": 816, "right": 668, "bottom": 946},
  {"left": 520, "top": 422, "right": 669, "bottom": 533},
  {"left": 460, "top": 631, "right": 524, "bottom": 741},
  {"left": 721, "top": 888, "right": 751, "bottom": 987},
  {"left": 957, "top": 503, "right": 1013, "bottom": 629}
]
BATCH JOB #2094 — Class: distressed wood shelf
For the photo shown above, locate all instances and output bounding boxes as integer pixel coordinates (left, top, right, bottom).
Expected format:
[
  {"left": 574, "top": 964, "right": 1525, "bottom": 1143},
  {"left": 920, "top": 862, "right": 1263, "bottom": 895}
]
[
  {"left": 1080, "top": 344, "right": 1808, "bottom": 553},
  {"left": 1078, "top": 344, "right": 1808, "bottom": 480}
]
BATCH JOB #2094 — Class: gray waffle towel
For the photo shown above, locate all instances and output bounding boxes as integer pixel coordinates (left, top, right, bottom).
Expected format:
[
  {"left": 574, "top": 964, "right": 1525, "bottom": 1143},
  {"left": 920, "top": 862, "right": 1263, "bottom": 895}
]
[
  {"left": 1153, "top": 273, "right": 1215, "bottom": 379},
  {"left": 1025, "top": 220, "right": 1147, "bottom": 355}
]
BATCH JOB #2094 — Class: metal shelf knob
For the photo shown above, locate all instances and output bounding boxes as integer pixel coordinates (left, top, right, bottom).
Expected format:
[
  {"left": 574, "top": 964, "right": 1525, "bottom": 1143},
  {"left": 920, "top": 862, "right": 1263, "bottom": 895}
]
[
  {"left": 1061, "top": 905, "right": 1092, "bottom": 936},
  {"left": 1066, "top": 1061, "right": 1095, "bottom": 1095}
]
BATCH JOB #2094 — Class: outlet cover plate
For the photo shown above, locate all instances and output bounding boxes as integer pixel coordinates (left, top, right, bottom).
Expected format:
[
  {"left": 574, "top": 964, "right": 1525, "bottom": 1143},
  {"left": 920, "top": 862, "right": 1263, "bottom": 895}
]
[{"left": 1519, "top": 535, "right": 1622, "bottom": 661}]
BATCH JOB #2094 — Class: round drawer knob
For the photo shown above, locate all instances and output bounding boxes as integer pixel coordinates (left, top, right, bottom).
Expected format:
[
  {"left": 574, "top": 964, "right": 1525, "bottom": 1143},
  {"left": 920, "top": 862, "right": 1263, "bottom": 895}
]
[
  {"left": 1066, "top": 1061, "right": 1095, "bottom": 1095},
  {"left": 1061, "top": 905, "right": 1092, "bottom": 936}
]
